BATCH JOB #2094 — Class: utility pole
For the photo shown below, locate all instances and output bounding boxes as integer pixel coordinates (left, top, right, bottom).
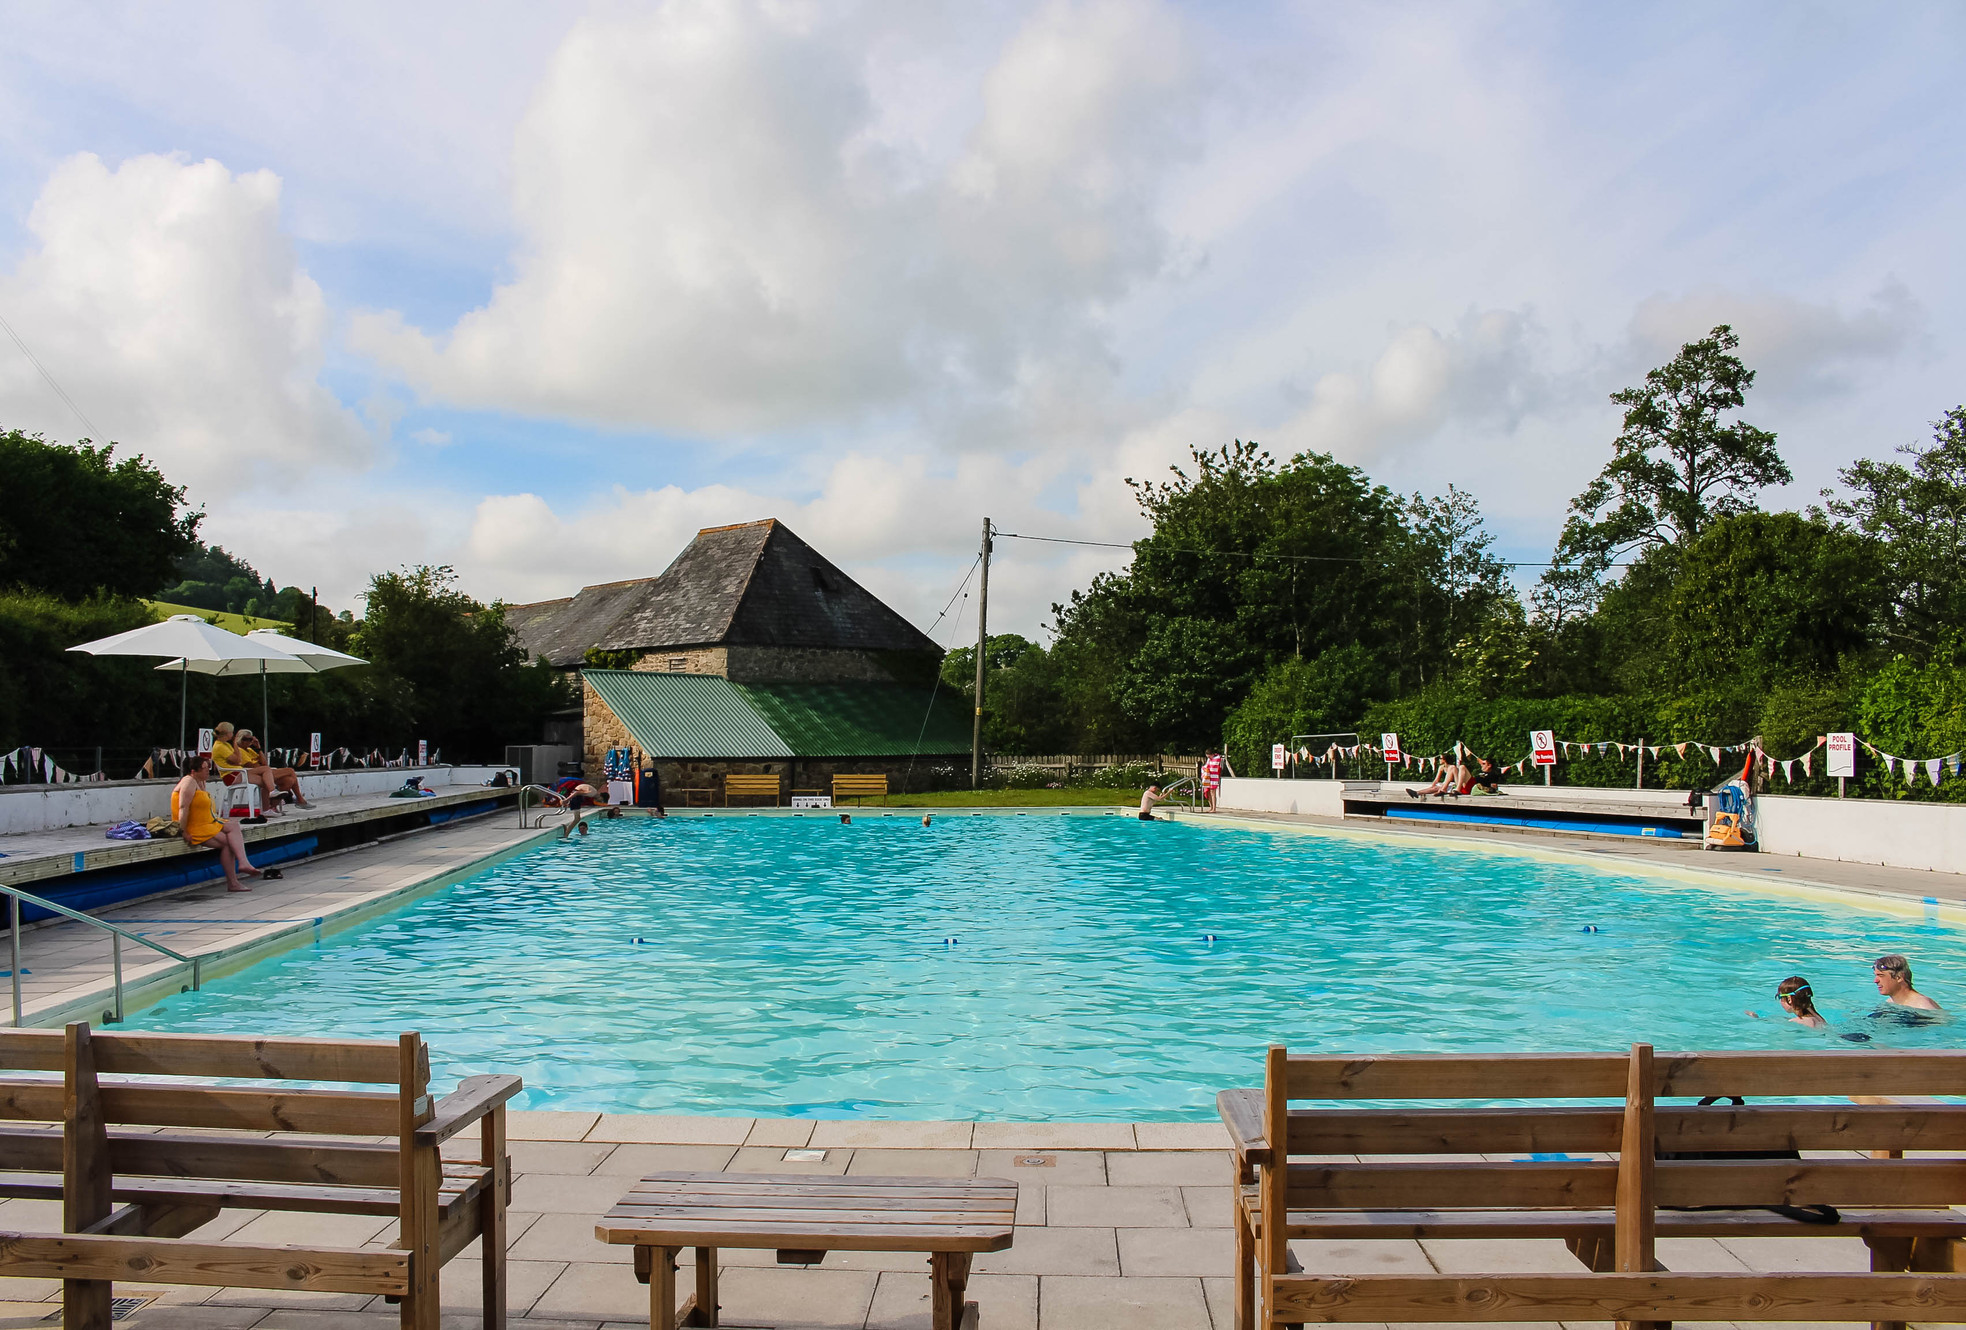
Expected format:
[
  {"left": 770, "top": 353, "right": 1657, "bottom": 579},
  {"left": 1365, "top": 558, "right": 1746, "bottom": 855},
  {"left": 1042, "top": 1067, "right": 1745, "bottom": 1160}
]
[
  {"left": 310, "top": 586, "right": 319, "bottom": 644},
  {"left": 970, "top": 518, "right": 992, "bottom": 788}
]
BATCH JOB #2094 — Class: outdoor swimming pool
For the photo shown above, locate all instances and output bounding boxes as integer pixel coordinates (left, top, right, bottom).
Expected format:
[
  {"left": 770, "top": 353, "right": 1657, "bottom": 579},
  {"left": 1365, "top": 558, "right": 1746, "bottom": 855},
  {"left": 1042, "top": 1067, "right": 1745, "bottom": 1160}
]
[{"left": 126, "top": 812, "right": 1962, "bottom": 1120}]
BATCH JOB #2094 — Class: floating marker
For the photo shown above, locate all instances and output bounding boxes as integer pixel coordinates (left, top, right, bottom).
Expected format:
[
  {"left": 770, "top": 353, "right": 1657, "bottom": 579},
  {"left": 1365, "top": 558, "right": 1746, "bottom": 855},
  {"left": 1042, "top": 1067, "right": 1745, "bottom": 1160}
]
[
  {"left": 631, "top": 937, "right": 647, "bottom": 944},
  {"left": 1580, "top": 925, "right": 1601, "bottom": 933},
  {"left": 1202, "top": 934, "right": 1218, "bottom": 942}
]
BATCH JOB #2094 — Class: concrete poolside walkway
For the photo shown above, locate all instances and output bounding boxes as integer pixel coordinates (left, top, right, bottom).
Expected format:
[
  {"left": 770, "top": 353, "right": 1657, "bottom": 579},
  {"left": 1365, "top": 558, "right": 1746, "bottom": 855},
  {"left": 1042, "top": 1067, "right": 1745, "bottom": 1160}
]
[
  {"left": 1199, "top": 805, "right": 1966, "bottom": 911},
  {"left": 1, "top": 806, "right": 557, "bottom": 1026},
  {"left": 0, "top": 1108, "right": 1897, "bottom": 1329}
]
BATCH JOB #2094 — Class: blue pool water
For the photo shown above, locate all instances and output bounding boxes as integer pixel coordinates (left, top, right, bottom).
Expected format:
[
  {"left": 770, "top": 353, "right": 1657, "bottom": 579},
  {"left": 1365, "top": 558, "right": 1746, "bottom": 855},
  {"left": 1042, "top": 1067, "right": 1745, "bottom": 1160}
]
[{"left": 124, "top": 812, "right": 1962, "bottom": 1120}]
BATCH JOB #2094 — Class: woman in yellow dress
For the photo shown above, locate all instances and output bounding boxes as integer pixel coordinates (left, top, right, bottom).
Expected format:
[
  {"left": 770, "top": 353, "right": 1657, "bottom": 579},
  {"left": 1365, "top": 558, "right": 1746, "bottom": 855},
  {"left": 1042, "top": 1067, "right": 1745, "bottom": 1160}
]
[{"left": 171, "top": 755, "right": 270, "bottom": 892}]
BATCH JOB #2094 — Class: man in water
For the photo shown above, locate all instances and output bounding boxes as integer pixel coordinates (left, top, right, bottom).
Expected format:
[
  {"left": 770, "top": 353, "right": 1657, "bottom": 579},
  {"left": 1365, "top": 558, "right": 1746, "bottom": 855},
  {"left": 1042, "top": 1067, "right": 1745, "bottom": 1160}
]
[
  {"left": 1873, "top": 954, "right": 1943, "bottom": 1011},
  {"left": 1138, "top": 784, "right": 1168, "bottom": 821}
]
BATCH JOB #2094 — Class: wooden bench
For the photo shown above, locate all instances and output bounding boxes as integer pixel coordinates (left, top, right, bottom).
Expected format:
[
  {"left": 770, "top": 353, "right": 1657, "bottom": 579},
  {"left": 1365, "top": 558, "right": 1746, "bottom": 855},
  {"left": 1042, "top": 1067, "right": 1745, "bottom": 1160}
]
[
  {"left": 831, "top": 774, "right": 889, "bottom": 805},
  {"left": 0, "top": 1023, "right": 520, "bottom": 1330},
  {"left": 598, "top": 1170, "right": 1016, "bottom": 1330},
  {"left": 722, "top": 773, "right": 781, "bottom": 807},
  {"left": 1222, "top": 1043, "right": 1966, "bottom": 1329}
]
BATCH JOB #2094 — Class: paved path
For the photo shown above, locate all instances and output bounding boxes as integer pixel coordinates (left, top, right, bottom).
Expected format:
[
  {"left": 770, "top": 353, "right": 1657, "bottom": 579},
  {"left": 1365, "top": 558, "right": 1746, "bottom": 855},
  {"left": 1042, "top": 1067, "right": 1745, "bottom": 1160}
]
[
  {"left": 0, "top": 1110, "right": 1894, "bottom": 1329},
  {"left": 1200, "top": 805, "right": 1966, "bottom": 909},
  {"left": 2, "top": 805, "right": 560, "bottom": 1026}
]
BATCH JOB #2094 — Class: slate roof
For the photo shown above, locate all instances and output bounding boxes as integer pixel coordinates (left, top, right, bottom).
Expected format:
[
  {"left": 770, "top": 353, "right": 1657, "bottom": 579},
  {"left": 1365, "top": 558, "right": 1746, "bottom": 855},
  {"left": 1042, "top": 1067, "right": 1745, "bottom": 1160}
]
[
  {"left": 601, "top": 519, "right": 939, "bottom": 654},
  {"left": 585, "top": 670, "right": 971, "bottom": 758},
  {"left": 505, "top": 578, "right": 660, "bottom": 668}
]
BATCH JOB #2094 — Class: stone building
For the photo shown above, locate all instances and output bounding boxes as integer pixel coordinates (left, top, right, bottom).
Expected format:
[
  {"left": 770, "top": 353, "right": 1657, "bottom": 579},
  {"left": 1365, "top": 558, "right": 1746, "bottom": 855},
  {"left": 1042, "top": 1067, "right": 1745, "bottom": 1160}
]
[{"left": 507, "top": 519, "right": 971, "bottom": 795}]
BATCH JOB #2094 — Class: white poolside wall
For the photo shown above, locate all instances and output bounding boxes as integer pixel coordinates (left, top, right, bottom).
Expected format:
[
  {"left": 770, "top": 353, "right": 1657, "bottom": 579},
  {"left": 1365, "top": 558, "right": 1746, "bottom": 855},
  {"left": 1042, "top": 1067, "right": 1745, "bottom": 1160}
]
[
  {"left": 0, "top": 766, "right": 510, "bottom": 836},
  {"left": 1217, "top": 776, "right": 1966, "bottom": 875}
]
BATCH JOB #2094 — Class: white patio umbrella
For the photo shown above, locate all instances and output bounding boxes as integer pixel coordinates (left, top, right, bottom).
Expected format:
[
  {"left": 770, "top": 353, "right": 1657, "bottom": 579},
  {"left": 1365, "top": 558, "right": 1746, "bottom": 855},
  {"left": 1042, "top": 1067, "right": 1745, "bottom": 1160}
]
[
  {"left": 68, "top": 614, "right": 302, "bottom": 754},
  {"left": 155, "top": 629, "right": 367, "bottom": 750}
]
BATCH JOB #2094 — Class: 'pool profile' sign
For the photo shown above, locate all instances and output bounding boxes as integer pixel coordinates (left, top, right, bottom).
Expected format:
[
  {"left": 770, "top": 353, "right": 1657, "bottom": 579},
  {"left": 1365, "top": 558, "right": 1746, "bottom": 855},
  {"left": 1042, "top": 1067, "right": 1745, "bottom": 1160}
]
[
  {"left": 1530, "top": 730, "right": 1557, "bottom": 767},
  {"left": 1827, "top": 732, "right": 1856, "bottom": 778}
]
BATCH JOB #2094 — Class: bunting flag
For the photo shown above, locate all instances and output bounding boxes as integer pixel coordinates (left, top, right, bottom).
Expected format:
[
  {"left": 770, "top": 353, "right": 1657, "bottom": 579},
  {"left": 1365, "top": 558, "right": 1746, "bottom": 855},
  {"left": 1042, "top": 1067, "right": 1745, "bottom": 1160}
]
[
  {"left": 1928, "top": 759, "right": 1943, "bottom": 786},
  {"left": 1884, "top": 755, "right": 1898, "bottom": 777},
  {"left": 1801, "top": 753, "right": 1812, "bottom": 777},
  {"left": 1707, "top": 746, "right": 1721, "bottom": 764},
  {"left": 1675, "top": 742, "right": 1688, "bottom": 758},
  {"left": 1781, "top": 759, "right": 1794, "bottom": 783}
]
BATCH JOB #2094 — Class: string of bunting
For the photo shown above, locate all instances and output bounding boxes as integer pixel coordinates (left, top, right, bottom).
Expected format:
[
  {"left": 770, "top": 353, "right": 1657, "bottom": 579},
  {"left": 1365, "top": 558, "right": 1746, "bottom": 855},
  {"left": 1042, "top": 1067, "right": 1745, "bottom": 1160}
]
[
  {"left": 1, "top": 743, "right": 445, "bottom": 786},
  {"left": 1280, "top": 733, "right": 1960, "bottom": 788}
]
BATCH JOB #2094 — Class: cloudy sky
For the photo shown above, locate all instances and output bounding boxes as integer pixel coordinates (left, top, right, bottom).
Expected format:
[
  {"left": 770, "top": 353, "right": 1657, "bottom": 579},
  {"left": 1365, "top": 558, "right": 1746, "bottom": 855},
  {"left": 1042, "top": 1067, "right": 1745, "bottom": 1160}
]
[{"left": 1, "top": 1, "right": 1960, "bottom": 642}]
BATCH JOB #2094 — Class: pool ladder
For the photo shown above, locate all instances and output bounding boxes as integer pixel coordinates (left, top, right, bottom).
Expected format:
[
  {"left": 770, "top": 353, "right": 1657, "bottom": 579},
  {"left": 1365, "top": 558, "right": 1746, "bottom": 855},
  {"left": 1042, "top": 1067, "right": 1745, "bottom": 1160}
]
[
  {"left": 0, "top": 883, "right": 201, "bottom": 1028},
  {"left": 516, "top": 783, "right": 581, "bottom": 829}
]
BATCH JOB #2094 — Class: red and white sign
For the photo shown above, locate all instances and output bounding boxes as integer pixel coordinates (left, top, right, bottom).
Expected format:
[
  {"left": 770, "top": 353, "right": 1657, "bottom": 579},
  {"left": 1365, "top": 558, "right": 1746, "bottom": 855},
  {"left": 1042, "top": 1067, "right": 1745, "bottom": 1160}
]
[
  {"left": 1530, "top": 730, "right": 1557, "bottom": 767},
  {"left": 309, "top": 732, "right": 322, "bottom": 769},
  {"left": 1380, "top": 733, "right": 1401, "bottom": 762},
  {"left": 1271, "top": 743, "right": 1287, "bottom": 771},
  {"left": 1826, "top": 732, "right": 1856, "bottom": 779},
  {"left": 417, "top": 739, "right": 429, "bottom": 766}
]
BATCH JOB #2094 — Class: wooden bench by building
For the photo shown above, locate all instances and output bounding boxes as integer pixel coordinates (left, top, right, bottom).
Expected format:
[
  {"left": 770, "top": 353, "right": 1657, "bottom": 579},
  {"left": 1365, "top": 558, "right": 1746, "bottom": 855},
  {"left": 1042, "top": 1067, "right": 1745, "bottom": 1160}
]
[
  {"left": 832, "top": 774, "right": 889, "bottom": 806},
  {"left": 723, "top": 773, "right": 782, "bottom": 807},
  {"left": 1222, "top": 1043, "right": 1966, "bottom": 1328},
  {"left": 0, "top": 1023, "right": 519, "bottom": 1330}
]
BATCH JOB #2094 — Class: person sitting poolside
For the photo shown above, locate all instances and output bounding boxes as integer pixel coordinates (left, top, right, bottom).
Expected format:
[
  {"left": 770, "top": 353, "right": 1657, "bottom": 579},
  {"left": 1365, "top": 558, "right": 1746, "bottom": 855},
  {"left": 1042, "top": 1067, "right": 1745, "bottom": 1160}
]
[
  {"left": 1466, "top": 756, "right": 1503, "bottom": 794},
  {"left": 1408, "top": 762, "right": 1469, "bottom": 798},
  {"left": 1873, "top": 954, "right": 1942, "bottom": 1011},
  {"left": 171, "top": 754, "right": 274, "bottom": 892},
  {"left": 236, "top": 729, "right": 309, "bottom": 808},
  {"left": 209, "top": 721, "right": 285, "bottom": 815}
]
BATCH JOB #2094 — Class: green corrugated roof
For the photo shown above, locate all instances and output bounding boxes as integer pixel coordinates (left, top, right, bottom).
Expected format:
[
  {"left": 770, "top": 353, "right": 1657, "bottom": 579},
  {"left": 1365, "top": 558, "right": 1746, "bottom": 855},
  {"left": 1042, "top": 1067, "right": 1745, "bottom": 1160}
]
[
  {"left": 734, "top": 682, "right": 971, "bottom": 757},
  {"left": 584, "top": 670, "right": 790, "bottom": 758}
]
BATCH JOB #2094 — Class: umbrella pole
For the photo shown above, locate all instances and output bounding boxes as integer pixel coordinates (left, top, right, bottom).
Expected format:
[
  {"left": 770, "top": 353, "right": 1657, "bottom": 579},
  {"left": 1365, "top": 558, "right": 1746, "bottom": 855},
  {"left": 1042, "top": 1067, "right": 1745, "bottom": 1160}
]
[
  {"left": 179, "top": 660, "right": 188, "bottom": 755},
  {"left": 262, "top": 661, "right": 270, "bottom": 752}
]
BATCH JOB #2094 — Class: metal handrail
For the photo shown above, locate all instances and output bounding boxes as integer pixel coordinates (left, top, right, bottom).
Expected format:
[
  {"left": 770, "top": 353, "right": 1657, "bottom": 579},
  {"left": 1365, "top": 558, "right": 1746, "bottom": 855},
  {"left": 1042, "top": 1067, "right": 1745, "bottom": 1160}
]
[
  {"left": 1160, "top": 775, "right": 1200, "bottom": 809},
  {"left": 2, "top": 884, "right": 200, "bottom": 1028},
  {"left": 515, "top": 783, "right": 574, "bottom": 829}
]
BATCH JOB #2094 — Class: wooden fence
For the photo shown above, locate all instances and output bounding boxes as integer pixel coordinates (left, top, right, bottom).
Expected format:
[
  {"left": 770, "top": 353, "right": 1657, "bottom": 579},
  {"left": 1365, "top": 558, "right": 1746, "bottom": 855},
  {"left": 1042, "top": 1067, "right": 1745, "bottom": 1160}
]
[{"left": 992, "top": 754, "right": 1203, "bottom": 775}]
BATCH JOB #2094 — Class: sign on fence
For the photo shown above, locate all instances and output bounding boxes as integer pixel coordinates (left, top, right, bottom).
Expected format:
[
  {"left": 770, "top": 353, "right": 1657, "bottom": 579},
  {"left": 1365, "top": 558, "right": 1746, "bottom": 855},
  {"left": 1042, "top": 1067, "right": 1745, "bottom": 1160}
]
[
  {"left": 1827, "top": 732, "right": 1856, "bottom": 778},
  {"left": 792, "top": 795, "right": 833, "bottom": 808},
  {"left": 1271, "top": 743, "right": 1286, "bottom": 772},
  {"left": 1530, "top": 730, "right": 1557, "bottom": 767},
  {"left": 310, "top": 732, "right": 321, "bottom": 769},
  {"left": 197, "top": 727, "right": 215, "bottom": 754}
]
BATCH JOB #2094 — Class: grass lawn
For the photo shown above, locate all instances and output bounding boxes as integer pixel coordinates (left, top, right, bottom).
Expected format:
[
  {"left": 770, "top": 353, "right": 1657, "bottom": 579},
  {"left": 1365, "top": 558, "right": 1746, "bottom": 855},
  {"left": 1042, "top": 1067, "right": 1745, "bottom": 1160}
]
[
  {"left": 145, "top": 600, "right": 293, "bottom": 634},
  {"left": 874, "top": 787, "right": 1146, "bottom": 808}
]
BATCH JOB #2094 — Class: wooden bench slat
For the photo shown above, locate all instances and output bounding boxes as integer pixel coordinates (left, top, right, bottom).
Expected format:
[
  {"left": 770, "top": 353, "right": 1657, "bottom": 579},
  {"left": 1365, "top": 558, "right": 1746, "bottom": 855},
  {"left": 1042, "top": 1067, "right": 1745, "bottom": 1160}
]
[
  {"left": 1278, "top": 1104, "right": 1966, "bottom": 1156},
  {"left": 0, "top": 1231, "right": 411, "bottom": 1295},
  {"left": 1270, "top": 1271, "right": 1966, "bottom": 1322},
  {"left": 1284, "top": 1050, "right": 1966, "bottom": 1100},
  {"left": 597, "top": 1221, "right": 1015, "bottom": 1252},
  {"left": 1248, "top": 1202, "right": 1966, "bottom": 1241},
  {"left": 608, "top": 1204, "right": 1013, "bottom": 1225},
  {"left": 1285, "top": 1158, "right": 1966, "bottom": 1210}
]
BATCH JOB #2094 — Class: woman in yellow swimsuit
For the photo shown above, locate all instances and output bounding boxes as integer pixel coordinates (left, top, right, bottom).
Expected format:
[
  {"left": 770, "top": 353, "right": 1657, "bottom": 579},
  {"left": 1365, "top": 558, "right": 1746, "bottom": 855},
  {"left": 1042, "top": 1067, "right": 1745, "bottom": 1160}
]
[{"left": 171, "top": 755, "right": 270, "bottom": 892}]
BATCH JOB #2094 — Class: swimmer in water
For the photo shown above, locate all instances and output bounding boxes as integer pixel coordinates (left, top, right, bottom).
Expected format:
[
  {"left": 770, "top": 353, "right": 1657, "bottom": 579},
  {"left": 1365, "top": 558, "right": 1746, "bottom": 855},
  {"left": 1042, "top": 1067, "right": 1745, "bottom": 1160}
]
[
  {"left": 921, "top": 815, "right": 932, "bottom": 827},
  {"left": 1873, "top": 954, "right": 1942, "bottom": 1011},
  {"left": 1138, "top": 784, "right": 1167, "bottom": 821},
  {"left": 1773, "top": 976, "right": 1827, "bottom": 1027}
]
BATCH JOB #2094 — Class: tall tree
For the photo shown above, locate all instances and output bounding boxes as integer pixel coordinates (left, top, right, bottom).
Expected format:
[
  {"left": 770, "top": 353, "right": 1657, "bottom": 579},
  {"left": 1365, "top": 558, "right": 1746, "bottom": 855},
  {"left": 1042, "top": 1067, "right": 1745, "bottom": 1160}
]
[
  {"left": 1550, "top": 325, "right": 1789, "bottom": 578},
  {"left": 1827, "top": 405, "right": 1966, "bottom": 653},
  {"left": 0, "top": 431, "right": 201, "bottom": 600}
]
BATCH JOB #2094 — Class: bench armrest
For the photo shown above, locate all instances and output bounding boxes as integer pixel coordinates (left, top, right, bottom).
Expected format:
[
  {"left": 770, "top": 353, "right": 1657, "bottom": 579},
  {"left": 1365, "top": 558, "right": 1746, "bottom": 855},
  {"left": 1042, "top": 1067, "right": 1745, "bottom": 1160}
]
[
  {"left": 415, "top": 1075, "right": 523, "bottom": 1146},
  {"left": 1218, "top": 1088, "right": 1268, "bottom": 1167}
]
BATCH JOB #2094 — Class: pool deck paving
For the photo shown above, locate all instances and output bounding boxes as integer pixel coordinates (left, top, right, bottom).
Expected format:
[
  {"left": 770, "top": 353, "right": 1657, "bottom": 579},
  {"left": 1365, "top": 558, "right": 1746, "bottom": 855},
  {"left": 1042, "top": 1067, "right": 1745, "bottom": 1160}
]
[
  {"left": 0, "top": 804, "right": 1955, "bottom": 1327},
  {"left": 0, "top": 1111, "right": 1915, "bottom": 1329}
]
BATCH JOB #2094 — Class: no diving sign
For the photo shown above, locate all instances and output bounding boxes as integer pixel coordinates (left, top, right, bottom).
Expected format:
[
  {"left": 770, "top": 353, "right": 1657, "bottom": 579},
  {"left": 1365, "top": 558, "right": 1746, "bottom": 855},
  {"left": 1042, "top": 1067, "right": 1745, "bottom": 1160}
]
[{"left": 1530, "top": 730, "right": 1557, "bottom": 767}]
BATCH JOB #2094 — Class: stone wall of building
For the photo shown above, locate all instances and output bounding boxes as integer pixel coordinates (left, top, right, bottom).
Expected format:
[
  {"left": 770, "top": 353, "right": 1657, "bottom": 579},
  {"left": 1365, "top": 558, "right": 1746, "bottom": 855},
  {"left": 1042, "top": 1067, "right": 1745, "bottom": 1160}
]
[
  {"left": 581, "top": 676, "right": 640, "bottom": 779},
  {"left": 629, "top": 647, "right": 728, "bottom": 675}
]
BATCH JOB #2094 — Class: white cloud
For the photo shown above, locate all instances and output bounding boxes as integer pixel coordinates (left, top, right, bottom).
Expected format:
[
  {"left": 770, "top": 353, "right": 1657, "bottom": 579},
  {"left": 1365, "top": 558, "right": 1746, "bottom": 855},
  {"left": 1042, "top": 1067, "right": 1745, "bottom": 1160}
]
[
  {"left": 1626, "top": 284, "right": 1924, "bottom": 403},
  {"left": 0, "top": 152, "right": 371, "bottom": 491},
  {"left": 350, "top": 0, "right": 1196, "bottom": 437},
  {"left": 409, "top": 427, "right": 453, "bottom": 447}
]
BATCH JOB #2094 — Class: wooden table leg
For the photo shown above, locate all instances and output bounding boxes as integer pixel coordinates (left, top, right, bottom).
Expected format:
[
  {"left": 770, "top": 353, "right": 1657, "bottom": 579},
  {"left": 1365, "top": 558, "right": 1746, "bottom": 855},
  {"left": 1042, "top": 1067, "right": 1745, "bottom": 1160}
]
[
  {"left": 679, "top": 1246, "right": 717, "bottom": 1326},
  {"left": 649, "top": 1246, "right": 676, "bottom": 1330},
  {"left": 930, "top": 1251, "right": 971, "bottom": 1330}
]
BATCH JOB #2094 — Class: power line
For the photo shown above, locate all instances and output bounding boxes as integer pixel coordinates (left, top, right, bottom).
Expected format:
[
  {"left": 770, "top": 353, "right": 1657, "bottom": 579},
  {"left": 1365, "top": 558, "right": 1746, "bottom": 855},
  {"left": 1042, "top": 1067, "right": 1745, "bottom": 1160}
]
[
  {"left": 0, "top": 306, "right": 99, "bottom": 439},
  {"left": 994, "top": 529, "right": 1624, "bottom": 570}
]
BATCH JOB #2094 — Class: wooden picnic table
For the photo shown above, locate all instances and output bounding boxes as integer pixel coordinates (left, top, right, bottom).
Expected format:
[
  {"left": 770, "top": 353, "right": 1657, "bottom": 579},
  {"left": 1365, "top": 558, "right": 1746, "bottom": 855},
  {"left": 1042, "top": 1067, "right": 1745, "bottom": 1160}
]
[{"left": 597, "top": 1170, "right": 1017, "bottom": 1330}]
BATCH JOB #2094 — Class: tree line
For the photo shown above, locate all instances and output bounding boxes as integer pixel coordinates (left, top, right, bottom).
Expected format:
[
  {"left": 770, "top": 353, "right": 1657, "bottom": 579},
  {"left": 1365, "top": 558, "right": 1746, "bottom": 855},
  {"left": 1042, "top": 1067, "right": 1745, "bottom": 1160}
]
[
  {"left": 0, "top": 429, "right": 568, "bottom": 769},
  {"left": 943, "top": 327, "right": 1966, "bottom": 801}
]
